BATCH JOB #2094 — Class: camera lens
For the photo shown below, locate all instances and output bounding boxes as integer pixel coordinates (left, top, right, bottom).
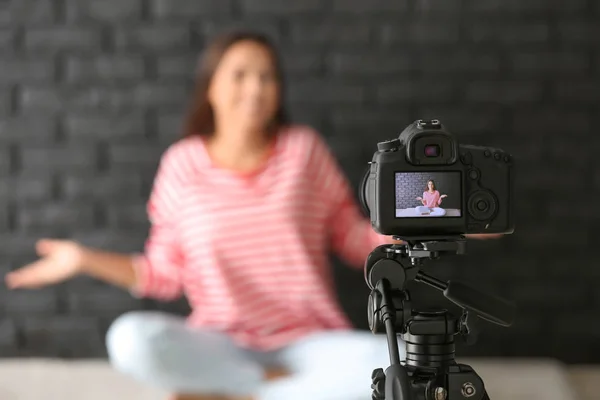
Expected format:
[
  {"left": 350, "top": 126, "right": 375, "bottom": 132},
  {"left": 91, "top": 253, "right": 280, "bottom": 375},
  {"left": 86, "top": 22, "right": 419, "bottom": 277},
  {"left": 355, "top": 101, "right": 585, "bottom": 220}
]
[{"left": 424, "top": 144, "right": 440, "bottom": 157}]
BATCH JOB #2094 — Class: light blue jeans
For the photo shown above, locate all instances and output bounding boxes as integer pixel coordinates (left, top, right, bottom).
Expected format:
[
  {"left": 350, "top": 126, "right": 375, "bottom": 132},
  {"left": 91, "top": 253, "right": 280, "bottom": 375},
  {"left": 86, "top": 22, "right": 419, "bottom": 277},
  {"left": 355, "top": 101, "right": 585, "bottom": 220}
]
[{"left": 106, "top": 311, "right": 406, "bottom": 399}]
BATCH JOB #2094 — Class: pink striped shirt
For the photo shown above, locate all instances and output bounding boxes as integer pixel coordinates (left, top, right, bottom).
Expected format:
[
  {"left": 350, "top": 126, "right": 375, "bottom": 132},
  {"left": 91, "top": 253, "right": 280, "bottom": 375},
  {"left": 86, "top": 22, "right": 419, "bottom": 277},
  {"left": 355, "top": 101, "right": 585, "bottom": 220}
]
[{"left": 131, "top": 125, "right": 390, "bottom": 350}]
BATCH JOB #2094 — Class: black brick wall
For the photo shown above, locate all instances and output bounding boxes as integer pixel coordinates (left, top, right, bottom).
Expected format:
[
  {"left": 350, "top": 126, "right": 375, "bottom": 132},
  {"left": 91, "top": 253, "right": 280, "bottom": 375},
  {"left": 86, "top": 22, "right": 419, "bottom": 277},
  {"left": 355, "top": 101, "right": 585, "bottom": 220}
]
[{"left": 0, "top": 0, "right": 599, "bottom": 363}]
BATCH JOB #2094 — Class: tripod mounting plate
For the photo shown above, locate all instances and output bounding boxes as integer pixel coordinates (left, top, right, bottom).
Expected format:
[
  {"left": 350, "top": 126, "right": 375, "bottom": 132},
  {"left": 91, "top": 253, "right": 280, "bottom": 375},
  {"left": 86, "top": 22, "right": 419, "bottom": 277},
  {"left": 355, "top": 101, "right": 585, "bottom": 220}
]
[{"left": 392, "top": 235, "right": 467, "bottom": 259}]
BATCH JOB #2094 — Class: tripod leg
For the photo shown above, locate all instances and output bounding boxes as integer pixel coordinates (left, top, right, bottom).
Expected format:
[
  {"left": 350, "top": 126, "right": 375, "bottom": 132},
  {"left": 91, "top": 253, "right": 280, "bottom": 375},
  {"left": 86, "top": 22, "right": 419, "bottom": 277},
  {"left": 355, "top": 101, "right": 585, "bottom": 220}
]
[{"left": 482, "top": 390, "right": 490, "bottom": 400}]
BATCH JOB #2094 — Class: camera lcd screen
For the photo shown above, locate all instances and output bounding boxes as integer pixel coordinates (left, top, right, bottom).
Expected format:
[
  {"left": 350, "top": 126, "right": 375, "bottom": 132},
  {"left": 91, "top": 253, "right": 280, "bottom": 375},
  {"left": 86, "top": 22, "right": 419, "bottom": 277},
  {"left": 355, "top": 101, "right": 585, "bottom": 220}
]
[{"left": 395, "top": 172, "right": 461, "bottom": 218}]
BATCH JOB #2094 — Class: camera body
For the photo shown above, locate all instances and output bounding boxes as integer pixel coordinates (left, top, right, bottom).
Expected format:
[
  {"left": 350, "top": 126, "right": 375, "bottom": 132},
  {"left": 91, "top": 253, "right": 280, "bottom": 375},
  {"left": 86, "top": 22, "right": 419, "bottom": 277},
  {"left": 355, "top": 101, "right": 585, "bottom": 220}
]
[{"left": 360, "top": 119, "right": 515, "bottom": 237}]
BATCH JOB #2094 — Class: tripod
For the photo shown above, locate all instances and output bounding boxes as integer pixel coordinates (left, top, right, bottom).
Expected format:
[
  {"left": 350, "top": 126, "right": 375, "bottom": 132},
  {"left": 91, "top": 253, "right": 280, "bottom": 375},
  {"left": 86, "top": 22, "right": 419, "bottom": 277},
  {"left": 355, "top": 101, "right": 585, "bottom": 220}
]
[{"left": 365, "top": 235, "right": 516, "bottom": 400}]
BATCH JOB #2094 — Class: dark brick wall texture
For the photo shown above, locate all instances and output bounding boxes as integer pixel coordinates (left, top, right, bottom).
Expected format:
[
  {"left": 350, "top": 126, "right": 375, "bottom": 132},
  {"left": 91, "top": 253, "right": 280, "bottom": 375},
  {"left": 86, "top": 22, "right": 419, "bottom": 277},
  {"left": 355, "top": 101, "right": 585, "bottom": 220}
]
[
  {"left": 395, "top": 172, "right": 461, "bottom": 210},
  {"left": 0, "top": 0, "right": 599, "bottom": 363}
]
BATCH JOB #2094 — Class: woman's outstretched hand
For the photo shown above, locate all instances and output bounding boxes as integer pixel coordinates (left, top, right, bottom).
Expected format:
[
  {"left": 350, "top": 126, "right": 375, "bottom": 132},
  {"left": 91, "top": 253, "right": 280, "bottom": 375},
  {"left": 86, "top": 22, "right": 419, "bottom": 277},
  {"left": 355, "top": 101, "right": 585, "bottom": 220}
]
[
  {"left": 440, "top": 194, "right": 447, "bottom": 199},
  {"left": 416, "top": 197, "right": 423, "bottom": 201},
  {"left": 5, "top": 239, "right": 85, "bottom": 289}
]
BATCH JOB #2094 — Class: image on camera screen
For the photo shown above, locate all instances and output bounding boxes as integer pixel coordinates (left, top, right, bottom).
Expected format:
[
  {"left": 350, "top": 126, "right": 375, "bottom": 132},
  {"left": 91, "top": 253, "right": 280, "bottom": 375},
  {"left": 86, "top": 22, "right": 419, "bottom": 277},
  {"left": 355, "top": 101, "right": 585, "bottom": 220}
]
[{"left": 395, "top": 172, "right": 462, "bottom": 218}]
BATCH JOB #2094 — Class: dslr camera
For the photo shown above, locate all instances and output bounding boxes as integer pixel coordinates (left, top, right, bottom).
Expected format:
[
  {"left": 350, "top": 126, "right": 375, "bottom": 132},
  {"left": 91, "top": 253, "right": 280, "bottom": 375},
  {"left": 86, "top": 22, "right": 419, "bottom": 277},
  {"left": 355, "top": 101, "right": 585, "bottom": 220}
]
[{"left": 360, "top": 119, "right": 515, "bottom": 238}]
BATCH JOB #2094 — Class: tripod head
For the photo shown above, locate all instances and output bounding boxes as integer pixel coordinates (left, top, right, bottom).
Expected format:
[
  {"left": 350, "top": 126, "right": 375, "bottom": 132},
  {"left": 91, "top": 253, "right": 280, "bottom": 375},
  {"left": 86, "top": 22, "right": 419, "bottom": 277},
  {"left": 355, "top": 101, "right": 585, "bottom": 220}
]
[{"left": 365, "top": 235, "right": 516, "bottom": 400}]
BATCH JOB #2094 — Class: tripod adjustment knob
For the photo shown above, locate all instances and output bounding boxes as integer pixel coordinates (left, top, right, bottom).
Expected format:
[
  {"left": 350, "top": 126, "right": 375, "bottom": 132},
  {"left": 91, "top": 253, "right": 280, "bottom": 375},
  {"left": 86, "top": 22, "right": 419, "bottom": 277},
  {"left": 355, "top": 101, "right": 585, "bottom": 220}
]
[{"left": 371, "top": 368, "right": 386, "bottom": 400}]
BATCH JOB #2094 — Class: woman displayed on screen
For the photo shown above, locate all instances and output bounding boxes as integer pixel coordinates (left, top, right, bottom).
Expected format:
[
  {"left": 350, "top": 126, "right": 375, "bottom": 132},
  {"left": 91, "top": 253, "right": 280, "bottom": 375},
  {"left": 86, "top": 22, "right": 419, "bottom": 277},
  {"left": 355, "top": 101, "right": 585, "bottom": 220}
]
[{"left": 416, "top": 179, "right": 448, "bottom": 209}]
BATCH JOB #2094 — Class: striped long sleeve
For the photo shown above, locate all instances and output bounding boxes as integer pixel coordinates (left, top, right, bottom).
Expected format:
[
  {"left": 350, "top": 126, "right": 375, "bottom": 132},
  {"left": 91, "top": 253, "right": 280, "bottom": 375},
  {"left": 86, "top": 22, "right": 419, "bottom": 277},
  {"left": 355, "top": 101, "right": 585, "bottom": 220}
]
[
  {"left": 130, "top": 141, "right": 194, "bottom": 300},
  {"left": 307, "top": 131, "right": 390, "bottom": 268}
]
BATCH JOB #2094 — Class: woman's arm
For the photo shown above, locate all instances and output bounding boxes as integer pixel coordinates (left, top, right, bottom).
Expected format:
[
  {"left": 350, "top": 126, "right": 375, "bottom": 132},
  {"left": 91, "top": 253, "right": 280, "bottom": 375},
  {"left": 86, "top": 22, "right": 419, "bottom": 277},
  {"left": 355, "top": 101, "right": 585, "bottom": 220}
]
[
  {"left": 79, "top": 248, "right": 137, "bottom": 290},
  {"left": 465, "top": 233, "right": 503, "bottom": 239},
  {"left": 5, "top": 239, "right": 138, "bottom": 291},
  {"left": 125, "top": 141, "right": 195, "bottom": 300},
  {"left": 7, "top": 142, "right": 192, "bottom": 296},
  {"left": 306, "top": 130, "right": 392, "bottom": 268}
]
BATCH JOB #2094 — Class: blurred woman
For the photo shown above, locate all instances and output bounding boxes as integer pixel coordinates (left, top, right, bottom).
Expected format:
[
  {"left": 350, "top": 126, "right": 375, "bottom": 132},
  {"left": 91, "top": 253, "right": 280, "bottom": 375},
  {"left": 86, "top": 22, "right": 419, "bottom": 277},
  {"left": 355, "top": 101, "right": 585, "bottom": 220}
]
[{"left": 5, "top": 31, "right": 498, "bottom": 400}]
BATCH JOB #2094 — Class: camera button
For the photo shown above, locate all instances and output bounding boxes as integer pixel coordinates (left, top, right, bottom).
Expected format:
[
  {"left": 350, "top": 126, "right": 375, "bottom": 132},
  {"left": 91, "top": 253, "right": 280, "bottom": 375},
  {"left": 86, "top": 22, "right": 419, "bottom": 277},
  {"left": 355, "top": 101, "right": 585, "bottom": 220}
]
[
  {"left": 469, "top": 169, "right": 479, "bottom": 180},
  {"left": 494, "top": 152, "right": 501, "bottom": 160},
  {"left": 468, "top": 190, "right": 497, "bottom": 221},
  {"left": 504, "top": 155, "right": 511, "bottom": 163},
  {"left": 460, "top": 152, "right": 472, "bottom": 165},
  {"left": 484, "top": 150, "right": 491, "bottom": 157}
]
